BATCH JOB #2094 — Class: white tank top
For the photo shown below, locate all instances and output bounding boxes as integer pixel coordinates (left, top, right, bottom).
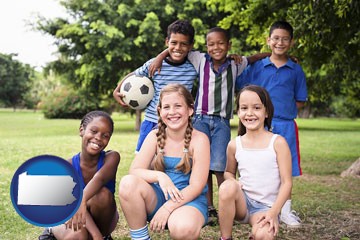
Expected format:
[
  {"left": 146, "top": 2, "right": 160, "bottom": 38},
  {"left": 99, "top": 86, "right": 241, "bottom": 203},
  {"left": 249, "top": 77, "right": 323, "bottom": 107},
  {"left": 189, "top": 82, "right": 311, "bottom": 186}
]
[{"left": 235, "top": 134, "right": 280, "bottom": 206}]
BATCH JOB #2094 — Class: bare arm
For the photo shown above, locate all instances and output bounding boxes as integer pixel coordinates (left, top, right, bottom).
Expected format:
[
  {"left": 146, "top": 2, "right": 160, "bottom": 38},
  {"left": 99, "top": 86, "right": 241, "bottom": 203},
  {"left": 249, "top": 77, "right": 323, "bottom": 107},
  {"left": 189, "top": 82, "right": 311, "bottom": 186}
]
[
  {"left": 129, "top": 130, "right": 164, "bottom": 180},
  {"left": 247, "top": 52, "right": 271, "bottom": 64},
  {"left": 66, "top": 151, "right": 120, "bottom": 231},
  {"left": 256, "top": 135, "right": 292, "bottom": 236},
  {"left": 224, "top": 139, "right": 238, "bottom": 181},
  {"left": 148, "top": 49, "right": 169, "bottom": 77},
  {"left": 271, "top": 136, "right": 292, "bottom": 216}
]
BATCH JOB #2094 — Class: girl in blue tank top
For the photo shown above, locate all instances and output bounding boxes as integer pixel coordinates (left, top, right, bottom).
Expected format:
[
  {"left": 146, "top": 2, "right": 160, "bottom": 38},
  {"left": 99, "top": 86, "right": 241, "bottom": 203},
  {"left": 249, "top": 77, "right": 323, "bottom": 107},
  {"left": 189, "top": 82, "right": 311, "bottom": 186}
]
[
  {"left": 119, "top": 84, "right": 210, "bottom": 240},
  {"left": 39, "top": 111, "right": 120, "bottom": 240}
]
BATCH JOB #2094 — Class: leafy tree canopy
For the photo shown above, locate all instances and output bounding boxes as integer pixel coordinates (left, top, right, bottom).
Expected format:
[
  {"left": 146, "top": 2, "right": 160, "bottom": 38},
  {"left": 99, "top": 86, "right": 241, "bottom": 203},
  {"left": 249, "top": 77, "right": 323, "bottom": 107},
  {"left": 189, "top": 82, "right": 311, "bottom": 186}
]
[
  {"left": 37, "top": 0, "right": 360, "bottom": 117},
  {"left": 0, "top": 53, "right": 34, "bottom": 110}
]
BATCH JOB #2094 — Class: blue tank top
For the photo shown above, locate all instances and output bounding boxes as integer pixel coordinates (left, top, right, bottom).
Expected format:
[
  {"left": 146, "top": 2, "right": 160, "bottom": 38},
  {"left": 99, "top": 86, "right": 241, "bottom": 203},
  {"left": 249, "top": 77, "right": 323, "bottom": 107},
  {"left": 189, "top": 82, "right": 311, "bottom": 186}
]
[
  {"left": 72, "top": 151, "right": 115, "bottom": 194},
  {"left": 164, "top": 156, "right": 207, "bottom": 195}
]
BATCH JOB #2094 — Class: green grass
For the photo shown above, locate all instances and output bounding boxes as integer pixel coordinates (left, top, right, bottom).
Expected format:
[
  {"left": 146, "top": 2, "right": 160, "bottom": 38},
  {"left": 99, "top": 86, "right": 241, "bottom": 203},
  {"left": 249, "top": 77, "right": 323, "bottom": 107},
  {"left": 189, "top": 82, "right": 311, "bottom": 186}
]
[{"left": 1, "top": 110, "right": 359, "bottom": 239}]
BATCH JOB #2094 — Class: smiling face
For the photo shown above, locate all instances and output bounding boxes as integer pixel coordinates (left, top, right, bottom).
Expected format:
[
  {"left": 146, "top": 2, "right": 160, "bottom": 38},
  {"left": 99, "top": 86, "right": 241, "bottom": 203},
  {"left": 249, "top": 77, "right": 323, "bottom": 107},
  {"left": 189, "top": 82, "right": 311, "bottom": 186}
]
[
  {"left": 80, "top": 116, "right": 112, "bottom": 155},
  {"left": 267, "top": 28, "right": 293, "bottom": 57},
  {"left": 206, "top": 31, "right": 231, "bottom": 65},
  {"left": 165, "top": 33, "right": 193, "bottom": 63},
  {"left": 237, "top": 90, "right": 267, "bottom": 132},
  {"left": 158, "top": 92, "right": 193, "bottom": 131}
]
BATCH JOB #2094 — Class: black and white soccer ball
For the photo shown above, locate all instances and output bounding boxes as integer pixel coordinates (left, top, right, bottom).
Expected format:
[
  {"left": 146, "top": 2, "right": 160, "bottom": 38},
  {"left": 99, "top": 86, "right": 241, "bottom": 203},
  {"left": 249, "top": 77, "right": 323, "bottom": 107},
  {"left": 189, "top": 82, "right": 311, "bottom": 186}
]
[{"left": 119, "top": 75, "right": 154, "bottom": 110}]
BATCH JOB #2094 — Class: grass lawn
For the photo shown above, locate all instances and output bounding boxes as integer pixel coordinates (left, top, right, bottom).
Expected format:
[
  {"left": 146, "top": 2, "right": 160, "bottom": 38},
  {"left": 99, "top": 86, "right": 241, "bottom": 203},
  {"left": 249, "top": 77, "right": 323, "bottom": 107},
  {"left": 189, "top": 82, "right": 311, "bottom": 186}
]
[{"left": 0, "top": 109, "right": 359, "bottom": 239}]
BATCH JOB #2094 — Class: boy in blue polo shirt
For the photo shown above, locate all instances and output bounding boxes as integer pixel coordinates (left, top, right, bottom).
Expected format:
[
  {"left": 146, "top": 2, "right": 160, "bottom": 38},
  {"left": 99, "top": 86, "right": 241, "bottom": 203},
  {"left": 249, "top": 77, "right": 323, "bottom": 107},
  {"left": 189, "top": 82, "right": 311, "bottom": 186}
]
[
  {"left": 113, "top": 20, "right": 197, "bottom": 153},
  {"left": 237, "top": 20, "right": 307, "bottom": 228}
]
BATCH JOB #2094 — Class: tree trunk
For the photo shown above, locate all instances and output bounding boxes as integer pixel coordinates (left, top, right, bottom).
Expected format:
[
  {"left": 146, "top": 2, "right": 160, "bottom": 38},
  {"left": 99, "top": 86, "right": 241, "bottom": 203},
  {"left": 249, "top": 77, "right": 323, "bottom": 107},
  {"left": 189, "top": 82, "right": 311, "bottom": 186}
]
[
  {"left": 135, "top": 110, "right": 142, "bottom": 131},
  {"left": 341, "top": 158, "right": 360, "bottom": 178}
]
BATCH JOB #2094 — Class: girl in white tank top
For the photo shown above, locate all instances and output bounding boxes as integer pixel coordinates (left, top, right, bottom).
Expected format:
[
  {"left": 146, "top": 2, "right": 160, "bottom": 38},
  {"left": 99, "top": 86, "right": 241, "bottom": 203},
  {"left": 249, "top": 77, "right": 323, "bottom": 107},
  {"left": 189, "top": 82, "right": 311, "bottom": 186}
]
[{"left": 218, "top": 85, "right": 292, "bottom": 240}]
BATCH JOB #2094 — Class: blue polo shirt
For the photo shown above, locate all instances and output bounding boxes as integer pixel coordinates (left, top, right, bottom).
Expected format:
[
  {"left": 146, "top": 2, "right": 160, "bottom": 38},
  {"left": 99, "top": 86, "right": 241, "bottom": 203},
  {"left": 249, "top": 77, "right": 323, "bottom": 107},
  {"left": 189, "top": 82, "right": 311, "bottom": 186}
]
[{"left": 236, "top": 57, "right": 307, "bottom": 120}]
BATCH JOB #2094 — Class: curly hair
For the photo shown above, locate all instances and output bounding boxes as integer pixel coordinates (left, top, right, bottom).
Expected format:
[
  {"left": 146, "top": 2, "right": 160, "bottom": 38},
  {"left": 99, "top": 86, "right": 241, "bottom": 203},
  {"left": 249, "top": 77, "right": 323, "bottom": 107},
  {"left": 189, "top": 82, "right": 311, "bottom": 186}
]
[
  {"left": 167, "top": 19, "right": 195, "bottom": 44},
  {"left": 80, "top": 110, "right": 114, "bottom": 134}
]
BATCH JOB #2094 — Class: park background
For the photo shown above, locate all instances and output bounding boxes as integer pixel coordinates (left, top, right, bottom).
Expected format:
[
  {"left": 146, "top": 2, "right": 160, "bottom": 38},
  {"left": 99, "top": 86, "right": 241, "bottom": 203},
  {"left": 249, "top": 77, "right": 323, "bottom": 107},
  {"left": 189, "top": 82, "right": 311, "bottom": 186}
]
[{"left": 0, "top": 0, "right": 359, "bottom": 239}]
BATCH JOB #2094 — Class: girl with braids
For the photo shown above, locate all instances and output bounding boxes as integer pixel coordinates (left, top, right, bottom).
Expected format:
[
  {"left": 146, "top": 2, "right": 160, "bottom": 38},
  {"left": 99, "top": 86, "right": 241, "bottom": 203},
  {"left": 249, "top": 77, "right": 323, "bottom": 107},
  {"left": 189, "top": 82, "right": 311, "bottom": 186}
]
[
  {"left": 119, "top": 83, "right": 210, "bottom": 240},
  {"left": 218, "top": 85, "right": 292, "bottom": 240},
  {"left": 39, "top": 111, "right": 120, "bottom": 240}
]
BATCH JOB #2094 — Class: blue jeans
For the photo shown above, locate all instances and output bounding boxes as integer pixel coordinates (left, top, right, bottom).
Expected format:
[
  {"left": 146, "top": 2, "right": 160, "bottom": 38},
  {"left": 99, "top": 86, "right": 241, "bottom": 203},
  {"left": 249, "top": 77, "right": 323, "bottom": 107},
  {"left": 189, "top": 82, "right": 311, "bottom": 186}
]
[
  {"left": 239, "top": 192, "right": 275, "bottom": 224},
  {"left": 192, "top": 114, "right": 231, "bottom": 172}
]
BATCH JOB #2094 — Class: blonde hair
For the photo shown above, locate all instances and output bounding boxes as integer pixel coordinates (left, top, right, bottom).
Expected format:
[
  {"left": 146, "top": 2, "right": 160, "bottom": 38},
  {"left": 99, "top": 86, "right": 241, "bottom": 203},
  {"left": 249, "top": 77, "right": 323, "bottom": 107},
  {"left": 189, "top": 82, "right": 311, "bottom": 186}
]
[{"left": 154, "top": 84, "right": 194, "bottom": 174}]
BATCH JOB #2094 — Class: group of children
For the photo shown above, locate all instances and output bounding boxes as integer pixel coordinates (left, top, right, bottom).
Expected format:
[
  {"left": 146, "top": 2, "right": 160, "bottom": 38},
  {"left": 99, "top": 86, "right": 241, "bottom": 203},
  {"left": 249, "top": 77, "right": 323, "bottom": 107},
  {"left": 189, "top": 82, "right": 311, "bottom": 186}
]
[{"left": 39, "top": 19, "right": 307, "bottom": 240}]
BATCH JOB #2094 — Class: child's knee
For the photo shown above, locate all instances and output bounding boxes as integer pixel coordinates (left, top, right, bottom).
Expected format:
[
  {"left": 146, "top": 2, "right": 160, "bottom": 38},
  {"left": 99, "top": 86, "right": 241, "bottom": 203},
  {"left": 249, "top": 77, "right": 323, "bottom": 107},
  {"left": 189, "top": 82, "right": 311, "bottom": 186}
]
[
  {"left": 118, "top": 175, "right": 141, "bottom": 200},
  {"left": 169, "top": 221, "right": 201, "bottom": 240},
  {"left": 252, "top": 225, "right": 275, "bottom": 240},
  {"left": 89, "top": 187, "right": 113, "bottom": 207},
  {"left": 219, "top": 180, "right": 238, "bottom": 200}
]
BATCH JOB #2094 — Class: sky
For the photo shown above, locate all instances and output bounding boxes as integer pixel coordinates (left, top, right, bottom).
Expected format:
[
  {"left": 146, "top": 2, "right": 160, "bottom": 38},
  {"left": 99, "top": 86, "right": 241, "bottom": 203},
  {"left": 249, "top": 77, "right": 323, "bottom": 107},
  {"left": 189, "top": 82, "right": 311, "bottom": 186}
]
[{"left": 0, "top": 0, "right": 66, "bottom": 69}]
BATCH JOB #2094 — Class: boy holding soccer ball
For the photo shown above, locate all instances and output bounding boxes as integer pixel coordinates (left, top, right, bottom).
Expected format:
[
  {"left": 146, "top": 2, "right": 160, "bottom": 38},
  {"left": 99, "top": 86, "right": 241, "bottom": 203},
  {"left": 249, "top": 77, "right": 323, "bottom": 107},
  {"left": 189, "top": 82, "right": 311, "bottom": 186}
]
[{"left": 113, "top": 19, "right": 197, "bottom": 153}]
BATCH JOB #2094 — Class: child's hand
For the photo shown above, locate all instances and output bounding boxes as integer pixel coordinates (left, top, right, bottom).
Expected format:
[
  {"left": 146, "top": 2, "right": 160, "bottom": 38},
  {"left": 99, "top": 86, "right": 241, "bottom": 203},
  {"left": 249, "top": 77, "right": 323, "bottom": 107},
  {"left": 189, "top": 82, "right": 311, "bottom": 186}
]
[
  {"left": 289, "top": 55, "right": 300, "bottom": 64},
  {"left": 149, "top": 205, "right": 171, "bottom": 233},
  {"left": 113, "top": 80, "right": 129, "bottom": 108},
  {"left": 65, "top": 200, "right": 87, "bottom": 231},
  {"left": 114, "top": 91, "right": 128, "bottom": 108},
  {"left": 256, "top": 210, "right": 279, "bottom": 236},
  {"left": 228, "top": 54, "right": 243, "bottom": 65},
  {"left": 158, "top": 173, "right": 184, "bottom": 202},
  {"left": 237, "top": 180, "right": 243, "bottom": 189},
  {"left": 149, "top": 58, "right": 163, "bottom": 77}
]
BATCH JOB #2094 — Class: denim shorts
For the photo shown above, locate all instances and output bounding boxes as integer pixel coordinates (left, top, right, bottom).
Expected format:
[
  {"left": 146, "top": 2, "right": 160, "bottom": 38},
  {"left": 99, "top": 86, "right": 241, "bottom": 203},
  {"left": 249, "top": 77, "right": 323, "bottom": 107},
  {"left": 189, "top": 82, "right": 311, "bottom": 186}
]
[
  {"left": 192, "top": 114, "right": 231, "bottom": 172},
  {"left": 240, "top": 192, "right": 272, "bottom": 224},
  {"left": 147, "top": 183, "right": 208, "bottom": 225}
]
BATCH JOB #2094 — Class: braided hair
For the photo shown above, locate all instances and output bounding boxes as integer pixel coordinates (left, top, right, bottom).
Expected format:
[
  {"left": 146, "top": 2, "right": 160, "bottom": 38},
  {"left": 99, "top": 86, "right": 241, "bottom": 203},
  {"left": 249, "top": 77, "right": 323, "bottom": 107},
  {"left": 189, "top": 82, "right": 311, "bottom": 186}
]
[
  {"left": 80, "top": 110, "right": 114, "bottom": 134},
  {"left": 154, "top": 84, "right": 194, "bottom": 174}
]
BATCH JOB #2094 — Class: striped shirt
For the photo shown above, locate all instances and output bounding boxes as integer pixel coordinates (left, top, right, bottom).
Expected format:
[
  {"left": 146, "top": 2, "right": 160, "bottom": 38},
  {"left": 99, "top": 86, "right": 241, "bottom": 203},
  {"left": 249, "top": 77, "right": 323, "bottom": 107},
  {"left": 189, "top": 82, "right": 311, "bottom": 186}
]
[
  {"left": 135, "top": 58, "right": 197, "bottom": 123},
  {"left": 188, "top": 51, "right": 248, "bottom": 119}
]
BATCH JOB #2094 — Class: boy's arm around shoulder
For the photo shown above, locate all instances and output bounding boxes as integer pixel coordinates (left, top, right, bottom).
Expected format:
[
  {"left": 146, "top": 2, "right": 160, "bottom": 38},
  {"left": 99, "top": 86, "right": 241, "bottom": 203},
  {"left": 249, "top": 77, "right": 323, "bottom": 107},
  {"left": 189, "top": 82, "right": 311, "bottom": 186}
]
[
  {"left": 272, "top": 135, "right": 292, "bottom": 215},
  {"left": 247, "top": 52, "right": 271, "bottom": 64},
  {"left": 148, "top": 48, "right": 169, "bottom": 77}
]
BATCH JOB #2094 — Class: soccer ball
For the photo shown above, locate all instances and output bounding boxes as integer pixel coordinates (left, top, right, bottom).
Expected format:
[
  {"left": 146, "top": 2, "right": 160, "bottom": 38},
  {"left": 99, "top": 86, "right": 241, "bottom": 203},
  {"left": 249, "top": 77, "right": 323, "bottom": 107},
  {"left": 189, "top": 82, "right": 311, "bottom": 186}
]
[{"left": 119, "top": 75, "right": 154, "bottom": 110}]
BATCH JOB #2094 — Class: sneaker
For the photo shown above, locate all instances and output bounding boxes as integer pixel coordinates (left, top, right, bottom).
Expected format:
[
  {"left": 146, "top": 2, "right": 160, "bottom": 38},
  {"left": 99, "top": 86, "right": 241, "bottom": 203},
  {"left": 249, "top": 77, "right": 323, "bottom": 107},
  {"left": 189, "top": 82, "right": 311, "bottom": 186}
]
[
  {"left": 207, "top": 206, "right": 218, "bottom": 226},
  {"left": 38, "top": 228, "right": 56, "bottom": 240},
  {"left": 280, "top": 210, "right": 301, "bottom": 228}
]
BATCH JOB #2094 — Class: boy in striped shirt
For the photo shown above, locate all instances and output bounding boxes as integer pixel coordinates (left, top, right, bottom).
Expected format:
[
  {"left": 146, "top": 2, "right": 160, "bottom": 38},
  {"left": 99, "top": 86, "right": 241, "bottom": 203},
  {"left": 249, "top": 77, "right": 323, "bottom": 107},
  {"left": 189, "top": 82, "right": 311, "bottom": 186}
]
[{"left": 113, "top": 20, "right": 197, "bottom": 153}]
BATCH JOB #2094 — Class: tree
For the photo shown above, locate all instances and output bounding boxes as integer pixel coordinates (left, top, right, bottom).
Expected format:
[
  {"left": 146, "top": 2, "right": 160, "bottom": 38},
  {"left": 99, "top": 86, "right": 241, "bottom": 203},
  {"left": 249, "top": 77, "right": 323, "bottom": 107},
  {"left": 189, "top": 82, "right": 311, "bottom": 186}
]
[
  {"left": 37, "top": 0, "right": 360, "bottom": 117},
  {"left": 0, "top": 53, "right": 34, "bottom": 110},
  {"left": 36, "top": 0, "right": 227, "bottom": 124}
]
